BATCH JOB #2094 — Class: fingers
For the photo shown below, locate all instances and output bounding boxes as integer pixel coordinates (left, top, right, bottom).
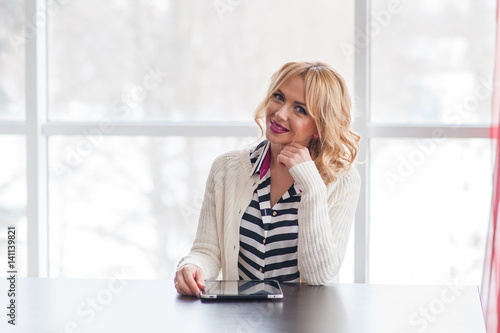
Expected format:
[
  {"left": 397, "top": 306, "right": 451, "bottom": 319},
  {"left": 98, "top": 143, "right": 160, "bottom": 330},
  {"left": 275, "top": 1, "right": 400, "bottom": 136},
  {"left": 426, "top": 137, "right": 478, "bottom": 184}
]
[
  {"left": 195, "top": 269, "right": 206, "bottom": 291},
  {"left": 280, "top": 144, "right": 307, "bottom": 160},
  {"left": 175, "top": 277, "right": 191, "bottom": 296},
  {"left": 174, "top": 270, "right": 190, "bottom": 296},
  {"left": 183, "top": 269, "right": 202, "bottom": 297},
  {"left": 279, "top": 147, "right": 297, "bottom": 157},
  {"left": 283, "top": 141, "right": 305, "bottom": 149},
  {"left": 281, "top": 143, "right": 300, "bottom": 152},
  {"left": 174, "top": 264, "right": 204, "bottom": 297},
  {"left": 277, "top": 153, "right": 292, "bottom": 169},
  {"left": 278, "top": 142, "right": 312, "bottom": 169}
]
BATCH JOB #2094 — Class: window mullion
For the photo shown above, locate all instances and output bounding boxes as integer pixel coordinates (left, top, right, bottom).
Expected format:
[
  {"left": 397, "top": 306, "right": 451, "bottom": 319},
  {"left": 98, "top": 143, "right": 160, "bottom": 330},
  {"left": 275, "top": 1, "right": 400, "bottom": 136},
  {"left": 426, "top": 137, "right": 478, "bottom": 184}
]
[
  {"left": 26, "top": 0, "right": 48, "bottom": 277},
  {"left": 0, "top": 122, "right": 25, "bottom": 134},
  {"left": 42, "top": 121, "right": 258, "bottom": 137},
  {"left": 368, "top": 124, "right": 491, "bottom": 138},
  {"left": 354, "top": 0, "right": 371, "bottom": 284}
]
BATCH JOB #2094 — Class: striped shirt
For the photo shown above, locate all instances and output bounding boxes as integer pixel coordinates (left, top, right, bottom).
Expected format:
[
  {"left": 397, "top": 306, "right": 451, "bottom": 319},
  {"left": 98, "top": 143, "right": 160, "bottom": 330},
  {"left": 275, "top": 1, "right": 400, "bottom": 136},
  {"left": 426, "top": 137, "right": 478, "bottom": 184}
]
[{"left": 238, "top": 140, "right": 301, "bottom": 282}]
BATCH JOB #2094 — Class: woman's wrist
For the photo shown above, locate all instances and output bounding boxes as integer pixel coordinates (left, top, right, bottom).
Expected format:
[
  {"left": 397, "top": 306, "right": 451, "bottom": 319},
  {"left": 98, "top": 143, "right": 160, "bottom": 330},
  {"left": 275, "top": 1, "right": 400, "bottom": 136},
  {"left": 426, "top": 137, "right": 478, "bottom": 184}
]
[{"left": 289, "top": 161, "right": 326, "bottom": 194}]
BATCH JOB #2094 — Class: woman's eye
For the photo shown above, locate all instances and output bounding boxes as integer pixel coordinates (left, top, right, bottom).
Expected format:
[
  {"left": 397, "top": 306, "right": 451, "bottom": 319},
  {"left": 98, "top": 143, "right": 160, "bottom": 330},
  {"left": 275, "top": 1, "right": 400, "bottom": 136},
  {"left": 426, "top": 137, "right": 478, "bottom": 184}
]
[
  {"left": 296, "top": 106, "right": 307, "bottom": 115},
  {"left": 273, "top": 93, "right": 284, "bottom": 102}
]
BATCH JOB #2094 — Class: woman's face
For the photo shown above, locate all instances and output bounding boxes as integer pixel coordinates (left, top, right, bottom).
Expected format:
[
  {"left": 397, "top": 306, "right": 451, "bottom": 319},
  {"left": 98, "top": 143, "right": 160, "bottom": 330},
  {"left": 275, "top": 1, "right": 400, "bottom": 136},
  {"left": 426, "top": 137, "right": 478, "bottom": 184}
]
[{"left": 265, "top": 75, "right": 317, "bottom": 147}]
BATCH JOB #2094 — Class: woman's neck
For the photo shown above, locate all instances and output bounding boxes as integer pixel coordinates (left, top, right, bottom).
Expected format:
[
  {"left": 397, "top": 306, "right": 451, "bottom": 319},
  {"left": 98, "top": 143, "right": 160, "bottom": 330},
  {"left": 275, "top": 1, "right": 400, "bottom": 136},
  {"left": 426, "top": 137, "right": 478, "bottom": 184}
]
[{"left": 269, "top": 142, "right": 293, "bottom": 177}]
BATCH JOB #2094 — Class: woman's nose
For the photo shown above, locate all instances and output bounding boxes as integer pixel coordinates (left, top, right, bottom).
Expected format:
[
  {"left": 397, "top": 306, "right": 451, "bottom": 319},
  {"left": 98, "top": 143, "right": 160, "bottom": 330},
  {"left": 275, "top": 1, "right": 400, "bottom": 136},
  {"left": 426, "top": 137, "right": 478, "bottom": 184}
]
[{"left": 275, "top": 106, "right": 288, "bottom": 120}]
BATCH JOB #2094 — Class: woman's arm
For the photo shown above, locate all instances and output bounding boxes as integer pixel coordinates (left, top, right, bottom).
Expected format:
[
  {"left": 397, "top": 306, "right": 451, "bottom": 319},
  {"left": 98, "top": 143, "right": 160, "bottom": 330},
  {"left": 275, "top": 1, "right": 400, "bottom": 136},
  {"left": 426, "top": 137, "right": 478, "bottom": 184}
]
[
  {"left": 289, "top": 161, "right": 361, "bottom": 285},
  {"left": 176, "top": 157, "right": 224, "bottom": 283}
]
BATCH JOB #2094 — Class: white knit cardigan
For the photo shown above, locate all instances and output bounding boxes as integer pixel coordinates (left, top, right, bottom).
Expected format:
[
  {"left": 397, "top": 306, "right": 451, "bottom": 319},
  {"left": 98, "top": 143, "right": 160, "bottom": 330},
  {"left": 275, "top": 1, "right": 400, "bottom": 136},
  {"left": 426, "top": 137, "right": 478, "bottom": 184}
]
[{"left": 177, "top": 146, "right": 361, "bottom": 285}]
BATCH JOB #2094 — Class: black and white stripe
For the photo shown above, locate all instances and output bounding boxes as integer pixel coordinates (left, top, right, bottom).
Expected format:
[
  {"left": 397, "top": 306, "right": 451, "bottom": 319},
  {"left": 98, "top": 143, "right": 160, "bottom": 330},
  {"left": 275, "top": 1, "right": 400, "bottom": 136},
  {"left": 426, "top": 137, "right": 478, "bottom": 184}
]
[{"left": 238, "top": 141, "right": 301, "bottom": 282}]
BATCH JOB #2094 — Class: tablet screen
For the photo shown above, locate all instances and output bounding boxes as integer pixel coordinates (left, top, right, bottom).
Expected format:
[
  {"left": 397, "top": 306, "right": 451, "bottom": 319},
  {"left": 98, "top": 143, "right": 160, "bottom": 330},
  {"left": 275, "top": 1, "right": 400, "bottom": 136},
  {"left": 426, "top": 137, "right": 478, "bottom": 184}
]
[{"left": 201, "top": 280, "right": 283, "bottom": 299}]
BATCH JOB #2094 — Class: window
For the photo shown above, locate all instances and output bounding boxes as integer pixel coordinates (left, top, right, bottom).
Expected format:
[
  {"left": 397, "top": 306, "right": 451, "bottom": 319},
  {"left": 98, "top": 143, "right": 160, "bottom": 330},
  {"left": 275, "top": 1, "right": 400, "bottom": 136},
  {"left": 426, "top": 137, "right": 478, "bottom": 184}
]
[
  {"left": 1, "top": 0, "right": 494, "bottom": 286},
  {"left": 4, "top": 0, "right": 356, "bottom": 281},
  {"left": 0, "top": 136, "right": 27, "bottom": 274},
  {"left": 0, "top": 0, "right": 25, "bottom": 120},
  {"left": 0, "top": 0, "right": 27, "bottom": 276},
  {"left": 368, "top": 0, "right": 495, "bottom": 285}
]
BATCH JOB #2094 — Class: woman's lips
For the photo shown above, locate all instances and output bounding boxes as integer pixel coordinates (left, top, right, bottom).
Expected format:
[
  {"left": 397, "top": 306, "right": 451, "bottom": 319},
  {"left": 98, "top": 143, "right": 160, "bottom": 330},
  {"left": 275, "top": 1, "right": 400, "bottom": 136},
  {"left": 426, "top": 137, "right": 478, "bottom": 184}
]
[{"left": 270, "top": 119, "right": 289, "bottom": 134}]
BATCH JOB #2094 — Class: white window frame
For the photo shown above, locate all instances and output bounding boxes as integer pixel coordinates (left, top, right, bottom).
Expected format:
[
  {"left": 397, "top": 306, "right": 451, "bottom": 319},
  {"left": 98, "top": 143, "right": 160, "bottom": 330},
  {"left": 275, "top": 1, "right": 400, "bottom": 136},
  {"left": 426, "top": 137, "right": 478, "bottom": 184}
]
[{"left": 0, "top": 0, "right": 490, "bottom": 281}]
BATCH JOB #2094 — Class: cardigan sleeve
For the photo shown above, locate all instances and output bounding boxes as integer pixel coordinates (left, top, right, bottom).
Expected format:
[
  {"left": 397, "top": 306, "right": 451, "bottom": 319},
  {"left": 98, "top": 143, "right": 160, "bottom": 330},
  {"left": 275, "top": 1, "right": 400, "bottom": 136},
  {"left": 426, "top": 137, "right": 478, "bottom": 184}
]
[
  {"left": 289, "top": 161, "right": 361, "bottom": 285},
  {"left": 176, "top": 157, "right": 223, "bottom": 279}
]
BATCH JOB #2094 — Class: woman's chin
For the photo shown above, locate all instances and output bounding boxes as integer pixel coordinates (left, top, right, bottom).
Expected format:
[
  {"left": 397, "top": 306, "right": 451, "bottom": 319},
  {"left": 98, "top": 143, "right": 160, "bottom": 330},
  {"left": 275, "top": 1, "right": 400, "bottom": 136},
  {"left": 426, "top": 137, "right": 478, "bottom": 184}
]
[
  {"left": 266, "top": 131, "right": 289, "bottom": 142},
  {"left": 265, "top": 134, "right": 312, "bottom": 148}
]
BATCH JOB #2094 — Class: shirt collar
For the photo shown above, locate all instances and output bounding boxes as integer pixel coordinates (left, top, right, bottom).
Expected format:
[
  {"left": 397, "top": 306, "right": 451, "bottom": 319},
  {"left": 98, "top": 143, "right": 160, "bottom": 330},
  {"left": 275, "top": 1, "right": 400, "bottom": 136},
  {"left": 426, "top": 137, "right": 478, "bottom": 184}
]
[{"left": 249, "top": 140, "right": 271, "bottom": 179}]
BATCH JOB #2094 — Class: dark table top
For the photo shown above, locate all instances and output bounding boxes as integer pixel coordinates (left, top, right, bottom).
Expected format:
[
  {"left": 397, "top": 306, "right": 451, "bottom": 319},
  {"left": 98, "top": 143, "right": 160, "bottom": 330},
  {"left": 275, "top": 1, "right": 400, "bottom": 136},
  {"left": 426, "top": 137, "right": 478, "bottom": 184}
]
[{"left": 0, "top": 277, "right": 486, "bottom": 333}]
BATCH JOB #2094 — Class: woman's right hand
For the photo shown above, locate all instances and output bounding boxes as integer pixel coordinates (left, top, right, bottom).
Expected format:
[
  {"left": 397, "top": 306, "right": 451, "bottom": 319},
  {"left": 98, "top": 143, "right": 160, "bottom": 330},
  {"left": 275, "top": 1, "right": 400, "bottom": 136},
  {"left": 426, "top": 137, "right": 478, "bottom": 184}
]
[{"left": 174, "top": 264, "right": 205, "bottom": 298}]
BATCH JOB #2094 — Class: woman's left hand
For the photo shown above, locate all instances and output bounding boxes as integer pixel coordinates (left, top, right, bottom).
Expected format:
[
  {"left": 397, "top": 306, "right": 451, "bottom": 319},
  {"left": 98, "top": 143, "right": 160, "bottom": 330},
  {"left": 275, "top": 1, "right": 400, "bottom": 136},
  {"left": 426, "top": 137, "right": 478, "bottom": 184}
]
[{"left": 277, "top": 141, "right": 313, "bottom": 170}]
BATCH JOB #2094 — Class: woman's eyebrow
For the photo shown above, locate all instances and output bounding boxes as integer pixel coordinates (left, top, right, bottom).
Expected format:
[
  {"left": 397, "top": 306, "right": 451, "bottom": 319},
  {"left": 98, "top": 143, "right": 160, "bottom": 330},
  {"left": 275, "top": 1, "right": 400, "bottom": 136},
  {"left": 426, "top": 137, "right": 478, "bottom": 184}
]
[{"left": 277, "top": 89, "right": 307, "bottom": 106}]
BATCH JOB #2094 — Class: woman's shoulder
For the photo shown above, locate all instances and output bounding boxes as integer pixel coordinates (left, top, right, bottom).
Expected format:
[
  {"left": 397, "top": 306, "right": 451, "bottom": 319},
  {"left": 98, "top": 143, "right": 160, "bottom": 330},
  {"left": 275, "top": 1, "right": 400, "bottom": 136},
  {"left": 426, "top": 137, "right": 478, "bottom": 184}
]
[
  {"left": 212, "top": 147, "right": 252, "bottom": 164},
  {"left": 209, "top": 144, "right": 255, "bottom": 175}
]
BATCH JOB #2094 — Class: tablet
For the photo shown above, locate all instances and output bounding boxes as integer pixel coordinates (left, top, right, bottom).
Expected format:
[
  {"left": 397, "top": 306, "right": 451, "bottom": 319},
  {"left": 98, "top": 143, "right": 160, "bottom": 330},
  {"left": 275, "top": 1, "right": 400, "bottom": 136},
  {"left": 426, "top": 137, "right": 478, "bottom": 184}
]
[{"left": 200, "top": 280, "right": 283, "bottom": 299}]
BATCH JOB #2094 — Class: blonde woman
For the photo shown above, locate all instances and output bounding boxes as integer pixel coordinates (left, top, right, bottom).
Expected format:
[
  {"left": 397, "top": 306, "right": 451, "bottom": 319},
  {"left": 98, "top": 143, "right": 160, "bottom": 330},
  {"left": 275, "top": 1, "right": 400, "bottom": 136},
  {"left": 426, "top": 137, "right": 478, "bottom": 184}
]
[{"left": 175, "top": 61, "right": 361, "bottom": 297}]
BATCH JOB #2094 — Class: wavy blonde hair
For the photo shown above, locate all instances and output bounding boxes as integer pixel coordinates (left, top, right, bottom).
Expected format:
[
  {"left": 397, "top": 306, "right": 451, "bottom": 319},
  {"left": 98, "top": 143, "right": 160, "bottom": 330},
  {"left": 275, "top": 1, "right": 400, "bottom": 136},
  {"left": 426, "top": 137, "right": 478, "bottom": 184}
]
[{"left": 254, "top": 61, "right": 360, "bottom": 185}]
